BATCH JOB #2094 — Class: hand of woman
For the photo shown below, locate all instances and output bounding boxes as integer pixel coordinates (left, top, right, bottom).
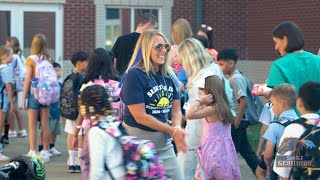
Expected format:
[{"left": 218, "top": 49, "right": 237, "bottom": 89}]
[
  {"left": 199, "top": 94, "right": 213, "bottom": 105},
  {"left": 172, "top": 128, "right": 188, "bottom": 153}
]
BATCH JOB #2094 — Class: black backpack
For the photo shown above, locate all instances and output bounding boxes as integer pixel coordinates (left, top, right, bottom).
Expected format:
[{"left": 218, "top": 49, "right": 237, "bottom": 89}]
[
  {"left": 60, "top": 72, "right": 82, "bottom": 120},
  {"left": 289, "top": 118, "right": 320, "bottom": 180}
]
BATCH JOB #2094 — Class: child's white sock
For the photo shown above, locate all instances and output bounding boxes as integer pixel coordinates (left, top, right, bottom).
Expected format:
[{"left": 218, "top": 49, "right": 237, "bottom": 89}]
[{"left": 68, "top": 150, "right": 77, "bottom": 166}]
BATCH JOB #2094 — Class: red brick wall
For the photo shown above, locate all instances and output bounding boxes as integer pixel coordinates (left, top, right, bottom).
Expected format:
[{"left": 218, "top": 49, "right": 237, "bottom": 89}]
[
  {"left": 172, "top": 0, "right": 248, "bottom": 59},
  {"left": 202, "top": 0, "right": 248, "bottom": 59},
  {"left": 248, "top": 0, "right": 320, "bottom": 60},
  {"left": 172, "top": 0, "right": 196, "bottom": 32},
  {"left": 64, "top": 0, "right": 95, "bottom": 59}
]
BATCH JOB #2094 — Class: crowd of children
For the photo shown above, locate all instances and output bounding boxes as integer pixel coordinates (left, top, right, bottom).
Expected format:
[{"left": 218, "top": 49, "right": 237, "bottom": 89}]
[{"left": 0, "top": 14, "right": 320, "bottom": 180}]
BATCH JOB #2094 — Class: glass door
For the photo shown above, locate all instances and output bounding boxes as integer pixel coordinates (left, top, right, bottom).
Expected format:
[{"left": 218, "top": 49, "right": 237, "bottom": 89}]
[
  {"left": 0, "top": 11, "right": 11, "bottom": 45},
  {"left": 23, "top": 12, "right": 56, "bottom": 60}
]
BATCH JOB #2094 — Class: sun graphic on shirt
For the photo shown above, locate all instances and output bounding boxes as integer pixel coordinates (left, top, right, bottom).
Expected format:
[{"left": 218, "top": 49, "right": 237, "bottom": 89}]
[{"left": 150, "top": 89, "right": 173, "bottom": 107}]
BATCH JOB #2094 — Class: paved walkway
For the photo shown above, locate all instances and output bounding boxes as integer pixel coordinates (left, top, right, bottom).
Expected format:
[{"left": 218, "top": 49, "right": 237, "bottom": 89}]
[{"left": 0, "top": 111, "right": 256, "bottom": 179}]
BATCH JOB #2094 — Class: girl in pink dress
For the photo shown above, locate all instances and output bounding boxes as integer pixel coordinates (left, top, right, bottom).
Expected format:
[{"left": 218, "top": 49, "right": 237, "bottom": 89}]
[{"left": 186, "top": 75, "right": 241, "bottom": 180}]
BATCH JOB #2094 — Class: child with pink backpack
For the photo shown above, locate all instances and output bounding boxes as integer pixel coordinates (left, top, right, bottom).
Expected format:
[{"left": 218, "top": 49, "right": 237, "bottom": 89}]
[{"left": 72, "top": 48, "right": 120, "bottom": 180}]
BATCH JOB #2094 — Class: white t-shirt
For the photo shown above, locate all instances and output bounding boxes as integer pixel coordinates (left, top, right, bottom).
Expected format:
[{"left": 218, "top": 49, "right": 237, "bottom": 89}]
[
  {"left": 184, "top": 63, "right": 224, "bottom": 148},
  {"left": 273, "top": 113, "right": 320, "bottom": 178},
  {"left": 89, "top": 125, "right": 125, "bottom": 180},
  {"left": 259, "top": 103, "right": 275, "bottom": 125}
]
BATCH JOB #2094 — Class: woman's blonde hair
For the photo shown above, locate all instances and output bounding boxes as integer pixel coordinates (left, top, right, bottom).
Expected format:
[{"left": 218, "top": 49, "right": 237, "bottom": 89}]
[
  {"left": 0, "top": 46, "right": 12, "bottom": 63},
  {"left": 31, "top": 34, "right": 51, "bottom": 62},
  {"left": 178, "top": 38, "right": 213, "bottom": 87},
  {"left": 200, "top": 75, "right": 234, "bottom": 124},
  {"left": 126, "top": 29, "right": 176, "bottom": 79},
  {"left": 171, "top": 19, "right": 193, "bottom": 45}
]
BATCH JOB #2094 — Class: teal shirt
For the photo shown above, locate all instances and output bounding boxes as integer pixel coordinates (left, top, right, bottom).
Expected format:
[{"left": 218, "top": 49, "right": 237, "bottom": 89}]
[{"left": 267, "top": 51, "right": 320, "bottom": 115}]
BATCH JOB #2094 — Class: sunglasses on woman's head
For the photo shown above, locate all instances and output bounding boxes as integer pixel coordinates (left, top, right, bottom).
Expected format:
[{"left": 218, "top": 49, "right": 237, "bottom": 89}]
[
  {"left": 153, "top": 43, "right": 171, "bottom": 52},
  {"left": 201, "top": 24, "right": 213, "bottom": 31}
]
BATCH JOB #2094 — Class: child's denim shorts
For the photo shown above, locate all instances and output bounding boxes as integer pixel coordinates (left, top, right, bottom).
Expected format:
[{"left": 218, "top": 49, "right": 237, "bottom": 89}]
[
  {"left": 0, "top": 93, "right": 10, "bottom": 112},
  {"left": 27, "top": 92, "right": 48, "bottom": 110}
]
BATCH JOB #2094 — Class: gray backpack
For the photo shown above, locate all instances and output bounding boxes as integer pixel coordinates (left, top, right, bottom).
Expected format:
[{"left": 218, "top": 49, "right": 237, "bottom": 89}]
[{"left": 233, "top": 73, "right": 263, "bottom": 125}]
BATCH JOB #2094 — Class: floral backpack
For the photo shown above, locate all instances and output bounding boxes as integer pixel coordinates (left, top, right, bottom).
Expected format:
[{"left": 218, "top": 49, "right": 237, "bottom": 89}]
[
  {"left": 96, "top": 119, "right": 167, "bottom": 179},
  {"left": 91, "top": 78, "right": 124, "bottom": 121},
  {"left": 29, "top": 55, "right": 60, "bottom": 105}
]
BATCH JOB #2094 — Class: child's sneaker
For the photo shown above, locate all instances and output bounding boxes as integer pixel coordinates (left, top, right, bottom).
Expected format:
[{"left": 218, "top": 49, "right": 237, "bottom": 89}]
[
  {"left": 27, "top": 150, "right": 37, "bottom": 157},
  {"left": 68, "top": 165, "right": 76, "bottom": 173},
  {"left": 17, "top": 129, "right": 28, "bottom": 137},
  {"left": 75, "top": 165, "right": 81, "bottom": 173},
  {"left": 39, "top": 150, "right": 50, "bottom": 163},
  {"left": 1, "top": 136, "right": 9, "bottom": 145},
  {"left": 49, "top": 147, "right": 62, "bottom": 156},
  {"left": 8, "top": 131, "right": 17, "bottom": 138},
  {"left": 0, "top": 153, "right": 9, "bottom": 161}
]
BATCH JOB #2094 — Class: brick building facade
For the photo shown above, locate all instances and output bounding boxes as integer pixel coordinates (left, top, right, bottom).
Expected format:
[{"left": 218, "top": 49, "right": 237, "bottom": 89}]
[
  {"left": 63, "top": 0, "right": 95, "bottom": 60},
  {"left": 1, "top": 0, "right": 319, "bottom": 83}
]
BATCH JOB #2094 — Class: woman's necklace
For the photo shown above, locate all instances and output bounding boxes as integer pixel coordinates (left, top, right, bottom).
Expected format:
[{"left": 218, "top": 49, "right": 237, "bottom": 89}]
[{"left": 150, "top": 72, "right": 171, "bottom": 124}]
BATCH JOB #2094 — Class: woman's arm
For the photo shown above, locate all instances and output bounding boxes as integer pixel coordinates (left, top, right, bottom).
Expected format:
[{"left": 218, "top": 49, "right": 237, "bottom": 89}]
[
  {"left": 22, "top": 66, "right": 32, "bottom": 109},
  {"left": 170, "top": 100, "right": 182, "bottom": 127}
]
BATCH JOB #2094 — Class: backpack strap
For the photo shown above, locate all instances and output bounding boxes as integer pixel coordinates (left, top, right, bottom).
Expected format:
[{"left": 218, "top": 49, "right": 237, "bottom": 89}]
[
  {"left": 271, "top": 117, "right": 294, "bottom": 127},
  {"left": 0, "top": 86, "right": 5, "bottom": 109},
  {"left": 271, "top": 117, "right": 294, "bottom": 157},
  {"left": 271, "top": 121, "right": 292, "bottom": 127},
  {"left": 104, "top": 163, "right": 115, "bottom": 180},
  {"left": 293, "top": 118, "right": 314, "bottom": 139},
  {"left": 0, "top": 65, "right": 8, "bottom": 109},
  {"left": 29, "top": 55, "right": 40, "bottom": 63}
]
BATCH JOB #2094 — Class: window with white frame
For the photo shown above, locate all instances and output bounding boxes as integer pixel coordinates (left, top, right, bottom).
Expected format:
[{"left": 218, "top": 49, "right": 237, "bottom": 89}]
[{"left": 105, "top": 8, "right": 159, "bottom": 51}]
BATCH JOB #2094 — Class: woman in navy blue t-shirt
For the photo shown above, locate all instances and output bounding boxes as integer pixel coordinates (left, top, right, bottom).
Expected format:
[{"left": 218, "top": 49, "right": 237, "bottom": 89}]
[{"left": 120, "top": 29, "right": 187, "bottom": 179}]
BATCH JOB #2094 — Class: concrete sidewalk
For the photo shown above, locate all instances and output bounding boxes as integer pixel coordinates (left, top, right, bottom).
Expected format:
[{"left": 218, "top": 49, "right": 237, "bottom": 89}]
[{"left": 0, "top": 110, "right": 256, "bottom": 179}]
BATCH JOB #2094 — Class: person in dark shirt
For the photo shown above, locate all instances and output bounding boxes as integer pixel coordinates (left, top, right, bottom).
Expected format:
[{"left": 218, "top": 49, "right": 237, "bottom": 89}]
[
  {"left": 120, "top": 29, "right": 187, "bottom": 179},
  {"left": 112, "top": 12, "right": 158, "bottom": 75}
]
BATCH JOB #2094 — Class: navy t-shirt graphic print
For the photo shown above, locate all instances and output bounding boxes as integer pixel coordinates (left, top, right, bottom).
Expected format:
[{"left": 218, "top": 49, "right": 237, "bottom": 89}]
[{"left": 120, "top": 68, "right": 180, "bottom": 131}]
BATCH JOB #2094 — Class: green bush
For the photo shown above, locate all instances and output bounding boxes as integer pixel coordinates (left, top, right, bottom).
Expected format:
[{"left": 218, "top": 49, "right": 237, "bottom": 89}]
[{"left": 247, "top": 123, "right": 262, "bottom": 151}]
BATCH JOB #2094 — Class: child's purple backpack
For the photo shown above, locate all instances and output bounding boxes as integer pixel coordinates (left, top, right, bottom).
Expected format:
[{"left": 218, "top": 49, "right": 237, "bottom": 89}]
[
  {"left": 29, "top": 55, "right": 60, "bottom": 105},
  {"left": 96, "top": 120, "right": 167, "bottom": 179},
  {"left": 92, "top": 79, "right": 124, "bottom": 121}
]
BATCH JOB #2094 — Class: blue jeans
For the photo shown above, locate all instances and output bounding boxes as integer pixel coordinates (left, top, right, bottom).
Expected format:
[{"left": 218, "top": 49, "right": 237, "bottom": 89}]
[{"left": 27, "top": 92, "right": 48, "bottom": 110}]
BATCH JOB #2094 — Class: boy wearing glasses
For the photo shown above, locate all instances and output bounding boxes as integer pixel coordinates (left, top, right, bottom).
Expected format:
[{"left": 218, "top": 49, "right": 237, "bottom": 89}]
[{"left": 255, "top": 83, "right": 298, "bottom": 179}]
